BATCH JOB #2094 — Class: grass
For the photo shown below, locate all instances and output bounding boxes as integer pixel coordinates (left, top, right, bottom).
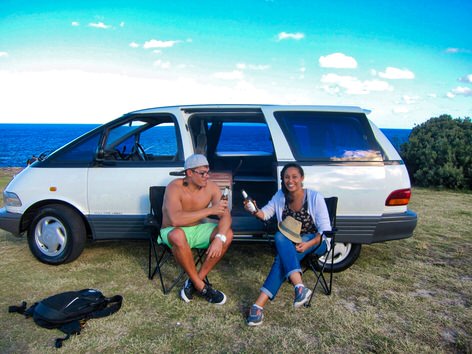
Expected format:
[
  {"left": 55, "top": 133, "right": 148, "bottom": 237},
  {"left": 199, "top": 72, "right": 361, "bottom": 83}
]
[{"left": 0, "top": 170, "right": 471, "bottom": 353}]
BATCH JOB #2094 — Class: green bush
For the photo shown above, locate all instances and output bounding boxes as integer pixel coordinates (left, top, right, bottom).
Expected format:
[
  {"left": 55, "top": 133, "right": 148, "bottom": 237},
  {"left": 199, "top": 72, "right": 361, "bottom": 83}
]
[{"left": 400, "top": 115, "right": 472, "bottom": 189}]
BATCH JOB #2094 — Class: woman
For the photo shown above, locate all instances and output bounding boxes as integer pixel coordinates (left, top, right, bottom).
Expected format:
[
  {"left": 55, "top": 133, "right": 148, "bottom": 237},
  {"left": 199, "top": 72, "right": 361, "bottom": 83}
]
[{"left": 245, "top": 163, "right": 332, "bottom": 326}]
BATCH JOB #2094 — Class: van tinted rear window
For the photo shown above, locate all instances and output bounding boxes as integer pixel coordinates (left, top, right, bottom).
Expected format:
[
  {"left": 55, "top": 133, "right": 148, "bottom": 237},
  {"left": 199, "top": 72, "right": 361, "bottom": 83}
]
[{"left": 274, "top": 111, "right": 383, "bottom": 162}]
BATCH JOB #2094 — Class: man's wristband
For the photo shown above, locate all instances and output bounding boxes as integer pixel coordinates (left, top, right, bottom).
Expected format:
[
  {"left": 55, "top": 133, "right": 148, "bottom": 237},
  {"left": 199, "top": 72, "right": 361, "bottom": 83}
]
[{"left": 215, "top": 233, "right": 227, "bottom": 244}]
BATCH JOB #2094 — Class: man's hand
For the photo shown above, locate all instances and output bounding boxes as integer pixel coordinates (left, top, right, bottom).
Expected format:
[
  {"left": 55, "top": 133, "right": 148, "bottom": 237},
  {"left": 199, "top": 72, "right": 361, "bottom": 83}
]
[
  {"left": 210, "top": 200, "right": 228, "bottom": 216},
  {"left": 206, "top": 238, "right": 224, "bottom": 258}
]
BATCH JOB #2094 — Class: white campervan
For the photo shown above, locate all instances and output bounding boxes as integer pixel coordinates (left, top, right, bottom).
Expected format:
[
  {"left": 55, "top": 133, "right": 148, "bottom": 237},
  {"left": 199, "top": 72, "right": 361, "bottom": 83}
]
[{"left": 0, "top": 105, "right": 417, "bottom": 271}]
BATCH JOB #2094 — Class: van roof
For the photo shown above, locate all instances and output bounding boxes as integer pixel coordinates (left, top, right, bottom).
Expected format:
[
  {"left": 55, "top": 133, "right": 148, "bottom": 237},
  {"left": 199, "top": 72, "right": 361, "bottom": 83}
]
[{"left": 128, "top": 104, "right": 371, "bottom": 115}]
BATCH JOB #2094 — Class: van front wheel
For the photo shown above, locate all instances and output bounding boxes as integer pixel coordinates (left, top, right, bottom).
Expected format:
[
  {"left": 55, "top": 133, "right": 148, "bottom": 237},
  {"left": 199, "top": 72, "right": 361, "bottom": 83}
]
[
  {"left": 316, "top": 242, "right": 362, "bottom": 273},
  {"left": 27, "top": 204, "right": 86, "bottom": 265}
]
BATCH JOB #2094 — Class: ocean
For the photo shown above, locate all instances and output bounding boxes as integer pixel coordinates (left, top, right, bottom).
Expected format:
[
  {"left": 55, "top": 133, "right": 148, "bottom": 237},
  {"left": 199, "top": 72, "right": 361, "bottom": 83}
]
[{"left": 0, "top": 124, "right": 411, "bottom": 167}]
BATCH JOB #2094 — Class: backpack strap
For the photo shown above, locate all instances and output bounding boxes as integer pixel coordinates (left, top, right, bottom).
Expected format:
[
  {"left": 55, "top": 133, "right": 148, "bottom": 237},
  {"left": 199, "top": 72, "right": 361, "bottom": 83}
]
[
  {"left": 8, "top": 301, "right": 38, "bottom": 318},
  {"left": 55, "top": 321, "right": 82, "bottom": 348},
  {"left": 55, "top": 334, "right": 71, "bottom": 349},
  {"left": 87, "top": 295, "right": 123, "bottom": 320},
  {"left": 8, "top": 301, "right": 27, "bottom": 314}
]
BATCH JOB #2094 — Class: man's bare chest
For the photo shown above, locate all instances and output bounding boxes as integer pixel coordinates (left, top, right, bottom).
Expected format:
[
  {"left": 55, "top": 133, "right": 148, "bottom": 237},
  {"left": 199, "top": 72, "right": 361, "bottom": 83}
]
[{"left": 180, "top": 192, "right": 212, "bottom": 211}]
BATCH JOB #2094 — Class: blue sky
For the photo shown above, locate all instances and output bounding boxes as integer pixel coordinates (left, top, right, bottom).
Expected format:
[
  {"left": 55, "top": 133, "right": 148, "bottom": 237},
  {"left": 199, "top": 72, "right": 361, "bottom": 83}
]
[{"left": 0, "top": 0, "right": 471, "bottom": 128}]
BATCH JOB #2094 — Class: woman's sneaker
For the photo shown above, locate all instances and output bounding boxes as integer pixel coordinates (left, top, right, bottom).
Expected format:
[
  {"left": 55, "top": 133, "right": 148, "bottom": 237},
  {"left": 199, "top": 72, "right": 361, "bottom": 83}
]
[
  {"left": 247, "top": 305, "right": 264, "bottom": 326},
  {"left": 180, "top": 279, "right": 196, "bottom": 303},
  {"left": 198, "top": 284, "right": 227, "bottom": 305},
  {"left": 293, "top": 286, "right": 312, "bottom": 308}
]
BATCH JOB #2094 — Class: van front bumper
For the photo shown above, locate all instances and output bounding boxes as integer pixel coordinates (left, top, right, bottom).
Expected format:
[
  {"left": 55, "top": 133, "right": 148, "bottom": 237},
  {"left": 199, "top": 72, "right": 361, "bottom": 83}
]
[
  {"left": 0, "top": 208, "right": 22, "bottom": 236},
  {"left": 336, "top": 210, "right": 418, "bottom": 244}
]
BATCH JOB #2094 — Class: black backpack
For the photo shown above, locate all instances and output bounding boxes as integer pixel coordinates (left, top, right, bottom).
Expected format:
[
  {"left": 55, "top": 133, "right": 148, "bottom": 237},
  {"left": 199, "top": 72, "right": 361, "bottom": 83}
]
[{"left": 9, "top": 289, "right": 123, "bottom": 348}]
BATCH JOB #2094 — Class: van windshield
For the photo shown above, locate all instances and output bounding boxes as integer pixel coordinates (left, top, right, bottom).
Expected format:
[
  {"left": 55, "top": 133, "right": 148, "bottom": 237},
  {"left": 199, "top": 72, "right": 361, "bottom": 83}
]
[{"left": 274, "top": 111, "right": 383, "bottom": 162}]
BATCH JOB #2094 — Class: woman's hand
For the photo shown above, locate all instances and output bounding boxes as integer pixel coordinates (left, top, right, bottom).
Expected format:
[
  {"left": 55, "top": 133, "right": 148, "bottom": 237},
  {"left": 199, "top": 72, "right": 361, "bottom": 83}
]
[
  {"left": 243, "top": 199, "right": 258, "bottom": 213},
  {"left": 295, "top": 234, "right": 321, "bottom": 253},
  {"left": 295, "top": 242, "right": 310, "bottom": 253}
]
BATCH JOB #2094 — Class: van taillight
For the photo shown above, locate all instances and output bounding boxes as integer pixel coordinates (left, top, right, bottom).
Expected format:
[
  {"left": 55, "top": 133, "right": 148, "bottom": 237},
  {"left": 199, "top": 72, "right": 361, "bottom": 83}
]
[{"left": 385, "top": 188, "right": 411, "bottom": 206}]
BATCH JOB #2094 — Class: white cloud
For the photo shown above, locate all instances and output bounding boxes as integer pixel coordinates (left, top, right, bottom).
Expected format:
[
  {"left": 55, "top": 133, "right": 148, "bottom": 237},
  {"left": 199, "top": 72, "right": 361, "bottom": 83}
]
[
  {"left": 251, "top": 64, "right": 270, "bottom": 70},
  {"left": 458, "top": 74, "right": 472, "bottom": 83},
  {"left": 143, "top": 39, "right": 180, "bottom": 49},
  {"left": 402, "top": 95, "right": 419, "bottom": 104},
  {"left": 446, "top": 92, "right": 455, "bottom": 98},
  {"left": 213, "top": 70, "right": 244, "bottom": 80},
  {"left": 428, "top": 93, "right": 437, "bottom": 98},
  {"left": 0, "top": 70, "right": 277, "bottom": 123},
  {"left": 277, "top": 32, "right": 305, "bottom": 41},
  {"left": 321, "top": 73, "right": 392, "bottom": 95},
  {"left": 120, "top": 22, "right": 125, "bottom": 27},
  {"left": 319, "top": 53, "right": 358, "bottom": 69},
  {"left": 445, "top": 48, "right": 460, "bottom": 53},
  {"left": 378, "top": 67, "right": 415, "bottom": 79},
  {"left": 451, "top": 86, "right": 472, "bottom": 96},
  {"left": 153, "top": 50, "right": 162, "bottom": 54},
  {"left": 71, "top": 21, "right": 80, "bottom": 27},
  {"left": 0, "top": 51, "right": 8, "bottom": 58},
  {"left": 88, "top": 22, "right": 112, "bottom": 29},
  {"left": 445, "top": 47, "right": 472, "bottom": 54},
  {"left": 237, "top": 63, "right": 270, "bottom": 71},
  {"left": 393, "top": 106, "right": 409, "bottom": 113},
  {"left": 129, "top": 42, "right": 139, "bottom": 48},
  {"left": 153, "top": 60, "right": 171, "bottom": 69}
]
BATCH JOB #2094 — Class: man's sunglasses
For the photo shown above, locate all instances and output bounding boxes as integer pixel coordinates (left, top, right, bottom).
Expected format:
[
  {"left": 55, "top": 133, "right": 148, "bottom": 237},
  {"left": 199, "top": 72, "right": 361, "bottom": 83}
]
[{"left": 192, "top": 169, "right": 211, "bottom": 177}]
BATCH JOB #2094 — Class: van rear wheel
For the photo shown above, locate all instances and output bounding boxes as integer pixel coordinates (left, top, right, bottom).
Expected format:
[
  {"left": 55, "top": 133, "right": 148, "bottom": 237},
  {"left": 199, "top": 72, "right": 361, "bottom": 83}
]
[
  {"left": 27, "top": 204, "right": 86, "bottom": 265},
  {"left": 315, "top": 242, "right": 361, "bottom": 273}
]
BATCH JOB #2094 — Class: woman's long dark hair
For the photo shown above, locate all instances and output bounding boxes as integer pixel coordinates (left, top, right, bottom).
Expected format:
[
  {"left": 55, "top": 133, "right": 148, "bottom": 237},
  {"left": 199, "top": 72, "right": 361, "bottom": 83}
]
[{"left": 280, "top": 163, "right": 304, "bottom": 204}]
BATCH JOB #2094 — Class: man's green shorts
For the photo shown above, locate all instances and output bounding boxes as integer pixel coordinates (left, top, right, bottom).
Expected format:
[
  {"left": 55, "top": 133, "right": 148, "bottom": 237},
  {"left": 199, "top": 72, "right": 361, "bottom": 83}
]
[{"left": 159, "top": 223, "right": 217, "bottom": 249}]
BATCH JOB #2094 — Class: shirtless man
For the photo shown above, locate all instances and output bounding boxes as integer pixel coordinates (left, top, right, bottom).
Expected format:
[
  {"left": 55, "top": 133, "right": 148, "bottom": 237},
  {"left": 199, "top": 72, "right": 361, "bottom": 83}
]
[{"left": 160, "top": 154, "right": 233, "bottom": 304}]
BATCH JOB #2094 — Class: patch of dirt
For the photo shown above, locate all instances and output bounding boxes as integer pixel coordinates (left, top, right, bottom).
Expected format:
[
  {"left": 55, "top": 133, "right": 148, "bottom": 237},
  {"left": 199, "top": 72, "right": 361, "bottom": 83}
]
[
  {"left": 409, "top": 289, "right": 435, "bottom": 298},
  {"left": 339, "top": 299, "right": 359, "bottom": 312},
  {"left": 0, "top": 167, "right": 23, "bottom": 177}
]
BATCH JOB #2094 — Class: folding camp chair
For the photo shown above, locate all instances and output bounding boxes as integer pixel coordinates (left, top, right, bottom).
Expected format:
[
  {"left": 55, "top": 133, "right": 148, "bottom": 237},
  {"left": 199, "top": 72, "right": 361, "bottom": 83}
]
[
  {"left": 145, "top": 186, "right": 208, "bottom": 294},
  {"left": 303, "top": 196, "right": 338, "bottom": 307}
]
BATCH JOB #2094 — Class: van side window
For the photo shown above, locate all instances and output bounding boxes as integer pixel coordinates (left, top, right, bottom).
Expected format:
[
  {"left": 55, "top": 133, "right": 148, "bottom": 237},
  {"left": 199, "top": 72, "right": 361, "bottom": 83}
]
[
  {"left": 51, "top": 133, "right": 101, "bottom": 163},
  {"left": 103, "top": 117, "right": 180, "bottom": 163},
  {"left": 215, "top": 123, "right": 274, "bottom": 155},
  {"left": 274, "top": 111, "right": 383, "bottom": 161}
]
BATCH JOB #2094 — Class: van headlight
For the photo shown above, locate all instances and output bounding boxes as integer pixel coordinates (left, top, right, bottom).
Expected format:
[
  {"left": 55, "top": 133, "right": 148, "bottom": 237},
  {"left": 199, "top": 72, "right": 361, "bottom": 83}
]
[{"left": 3, "top": 191, "right": 22, "bottom": 207}]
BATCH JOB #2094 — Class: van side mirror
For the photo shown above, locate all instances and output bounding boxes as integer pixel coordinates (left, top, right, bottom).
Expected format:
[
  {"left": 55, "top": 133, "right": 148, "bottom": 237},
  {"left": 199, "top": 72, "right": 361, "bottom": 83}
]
[{"left": 96, "top": 148, "right": 105, "bottom": 162}]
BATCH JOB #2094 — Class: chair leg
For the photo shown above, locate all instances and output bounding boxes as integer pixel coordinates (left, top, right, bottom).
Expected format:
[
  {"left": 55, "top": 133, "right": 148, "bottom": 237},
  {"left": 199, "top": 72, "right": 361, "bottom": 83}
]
[
  {"left": 305, "top": 239, "right": 335, "bottom": 307},
  {"left": 148, "top": 237, "right": 152, "bottom": 279},
  {"left": 149, "top": 242, "right": 211, "bottom": 294},
  {"left": 148, "top": 235, "right": 183, "bottom": 294}
]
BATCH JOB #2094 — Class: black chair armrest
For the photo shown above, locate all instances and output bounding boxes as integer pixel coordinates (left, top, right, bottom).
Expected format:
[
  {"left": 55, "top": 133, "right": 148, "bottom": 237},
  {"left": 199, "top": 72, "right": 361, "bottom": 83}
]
[
  {"left": 322, "top": 228, "right": 337, "bottom": 238},
  {"left": 144, "top": 214, "right": 160, "bottom": 229}
]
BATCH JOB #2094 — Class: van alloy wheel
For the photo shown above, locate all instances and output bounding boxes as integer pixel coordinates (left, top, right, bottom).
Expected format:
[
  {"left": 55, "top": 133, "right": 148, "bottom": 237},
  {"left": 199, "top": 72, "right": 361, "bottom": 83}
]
[
  {"left": 33, "top": 215, "right": 67, "bottom": 257},
  {"left": 316, "top": 242, "right": 362, "bottom": 273},
  {"left": 27, "top": 204, "right": 86, "bottom": 265}
]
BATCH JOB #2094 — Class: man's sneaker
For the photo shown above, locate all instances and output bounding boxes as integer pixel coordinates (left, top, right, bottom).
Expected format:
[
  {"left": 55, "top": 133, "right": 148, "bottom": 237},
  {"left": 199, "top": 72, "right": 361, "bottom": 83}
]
[
  {"left": 180, "top": 279, "right": 196, "bottom": 303},
  {"left": 198, "top": 284, "right": 227, "bottom": 305},
  {"left": 293, "top": 285, "right": 312, "bottom": 308},
  {"left": 247, "top": 305, "right": 264, "bottom": 326}
]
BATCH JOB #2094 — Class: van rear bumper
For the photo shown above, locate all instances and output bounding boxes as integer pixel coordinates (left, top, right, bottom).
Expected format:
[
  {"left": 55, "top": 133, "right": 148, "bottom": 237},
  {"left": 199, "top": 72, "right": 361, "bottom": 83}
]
[
  {"left": 336, "top": 210, "right": 417, "bottom": 244},
  {"left": 0, "top": 208, "right": 22, "bottom": 236}
]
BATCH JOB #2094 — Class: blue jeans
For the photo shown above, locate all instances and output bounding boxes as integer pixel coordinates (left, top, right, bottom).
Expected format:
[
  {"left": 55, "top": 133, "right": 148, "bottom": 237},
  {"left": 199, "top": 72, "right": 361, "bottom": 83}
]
[{"left": 261, "top": 231, "right": 327, "bottom": 300}]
